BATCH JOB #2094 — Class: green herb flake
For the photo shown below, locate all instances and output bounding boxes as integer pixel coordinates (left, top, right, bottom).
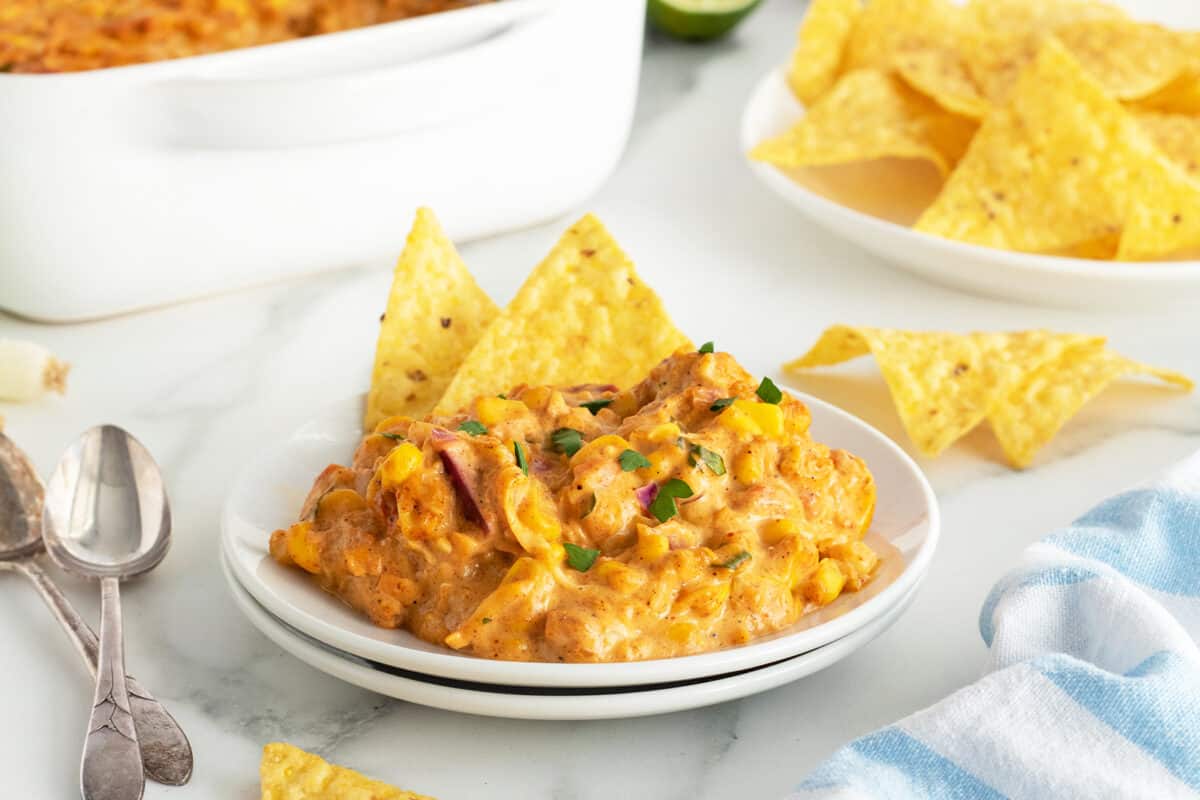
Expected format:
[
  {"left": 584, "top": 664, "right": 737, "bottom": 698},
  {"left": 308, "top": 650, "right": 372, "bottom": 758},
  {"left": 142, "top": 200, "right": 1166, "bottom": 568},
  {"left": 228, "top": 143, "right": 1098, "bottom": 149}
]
[
  {"left": 580, "top": 398, "right": 613, "bottom": 415},
  {"left": 514, "top": 441, "right": 529, "bottom": 475},
  {"left": 458, "top": 420, "right": 488, "bottom": 436},
  {"left": 497, "top": 393, "right": 507, "bottom": 399},
  {"left": 618, "top": 449, "right": 652, "bottom": 472},
  {"left": 581, "top": 493, "right": 597, "bottom": 519},
  {"left": 379, "top": 432, "right": 405, "bottom": 441},
  {"left": 715, "top": 551, "right": 751, "bottom": 570},
  {"left": 649, "top": 478, "right": 694, "bottom": 523},
  {"left": 551, "top": 428, "right": 584, "bottom": 457},
  {"left": 688, "top": 443, "right": 726, "bottom": 476},
  {"left": 756, "top": 377, "right": 783, "bottom": 404},
  {"left": 710, "top": 397, "right": 736, "bottom": 413},
  {"left": 564, "top": 542, "right": 600, "bottom": 572},
  {"left": 481, "top": 617, "right": 492, "bottom": 624},
  {"left": 698, "top": 341, "right": 715, "bottom": 354}
]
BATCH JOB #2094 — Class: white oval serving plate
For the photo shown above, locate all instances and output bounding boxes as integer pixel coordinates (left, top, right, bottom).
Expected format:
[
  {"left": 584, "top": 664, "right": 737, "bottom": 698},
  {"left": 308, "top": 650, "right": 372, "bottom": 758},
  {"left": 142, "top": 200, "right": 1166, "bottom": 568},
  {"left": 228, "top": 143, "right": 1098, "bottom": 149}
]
[
  {"left": 740, "top": 0, "right": 1200, "bottom": 310},
  {"left": 223, "top": 551, "right": 921, "bottom": 720},
  {"left": 221, "top": 392, "right": 938, "bottom": 688}
]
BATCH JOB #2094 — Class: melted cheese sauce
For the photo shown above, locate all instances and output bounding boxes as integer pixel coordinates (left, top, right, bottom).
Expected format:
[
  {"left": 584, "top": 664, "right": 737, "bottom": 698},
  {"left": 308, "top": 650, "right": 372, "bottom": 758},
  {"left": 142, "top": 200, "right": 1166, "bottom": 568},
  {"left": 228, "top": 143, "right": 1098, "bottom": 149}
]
[{"left": 270, "top": 351, "right": 878, "bottom": 663}]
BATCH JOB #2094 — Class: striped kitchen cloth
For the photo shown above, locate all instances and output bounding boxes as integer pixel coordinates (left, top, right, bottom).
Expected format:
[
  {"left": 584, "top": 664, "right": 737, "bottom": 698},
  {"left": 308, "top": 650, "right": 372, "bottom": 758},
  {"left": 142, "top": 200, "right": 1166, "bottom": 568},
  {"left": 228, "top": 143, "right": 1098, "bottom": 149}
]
[{"left": 791, "top": 450, "right": 1200, "bottom": 799}]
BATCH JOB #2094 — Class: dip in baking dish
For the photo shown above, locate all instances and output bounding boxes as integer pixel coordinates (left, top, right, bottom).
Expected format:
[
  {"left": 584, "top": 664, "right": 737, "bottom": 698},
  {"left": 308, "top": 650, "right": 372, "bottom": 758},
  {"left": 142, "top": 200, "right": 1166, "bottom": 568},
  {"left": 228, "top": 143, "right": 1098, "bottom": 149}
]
[
  {"left": 0, "top": 0, "right": 493, "bottom": 73},
  {"left": 270, "top": 350, "right": 880, "bottom": 663}
]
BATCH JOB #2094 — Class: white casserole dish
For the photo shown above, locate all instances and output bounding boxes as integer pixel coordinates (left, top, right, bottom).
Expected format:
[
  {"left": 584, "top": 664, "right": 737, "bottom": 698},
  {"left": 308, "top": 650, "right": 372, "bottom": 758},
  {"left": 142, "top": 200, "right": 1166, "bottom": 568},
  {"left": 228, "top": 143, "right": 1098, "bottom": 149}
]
[{"left": 0, "top": 0, "right": 646, "bottom": 321}]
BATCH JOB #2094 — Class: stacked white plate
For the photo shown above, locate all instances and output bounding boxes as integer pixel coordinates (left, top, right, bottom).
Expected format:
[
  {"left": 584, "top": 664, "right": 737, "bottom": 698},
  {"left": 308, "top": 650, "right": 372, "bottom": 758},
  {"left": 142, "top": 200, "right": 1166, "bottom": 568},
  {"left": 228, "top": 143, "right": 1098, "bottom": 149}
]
[{"left": 220, "top": 394, "right": 939, "bottom": 720}]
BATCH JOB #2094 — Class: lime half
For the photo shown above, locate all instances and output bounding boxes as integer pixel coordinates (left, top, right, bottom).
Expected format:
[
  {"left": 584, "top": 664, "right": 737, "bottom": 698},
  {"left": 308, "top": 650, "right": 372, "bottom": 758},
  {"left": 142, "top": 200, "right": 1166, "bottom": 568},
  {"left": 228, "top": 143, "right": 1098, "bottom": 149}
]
[{"left": 648, "top": 0, "right": 763, "bottom": 41}]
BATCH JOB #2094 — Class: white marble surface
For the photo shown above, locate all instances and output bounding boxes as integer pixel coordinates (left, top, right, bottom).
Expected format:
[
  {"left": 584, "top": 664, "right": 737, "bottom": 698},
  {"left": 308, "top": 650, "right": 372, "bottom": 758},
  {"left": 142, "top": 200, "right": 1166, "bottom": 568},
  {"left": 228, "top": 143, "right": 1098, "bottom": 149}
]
[{"left": 2, "top": 1, "right": 1199, "bottom": 796}]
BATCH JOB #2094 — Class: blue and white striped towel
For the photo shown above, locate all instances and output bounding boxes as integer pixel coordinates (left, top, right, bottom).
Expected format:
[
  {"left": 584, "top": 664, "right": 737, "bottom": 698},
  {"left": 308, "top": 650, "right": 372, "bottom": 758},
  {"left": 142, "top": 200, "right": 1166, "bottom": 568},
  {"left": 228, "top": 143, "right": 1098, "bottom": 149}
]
[{"left": 791, "top": 450, "right": 1200, "bottom": 799}]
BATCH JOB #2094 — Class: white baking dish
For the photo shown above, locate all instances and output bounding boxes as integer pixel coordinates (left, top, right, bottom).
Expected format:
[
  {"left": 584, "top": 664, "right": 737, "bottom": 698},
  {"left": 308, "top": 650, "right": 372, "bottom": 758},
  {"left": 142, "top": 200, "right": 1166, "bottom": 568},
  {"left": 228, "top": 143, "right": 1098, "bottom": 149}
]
[{"left": 0, "top": 0, "right": 646, "bottom": 321}]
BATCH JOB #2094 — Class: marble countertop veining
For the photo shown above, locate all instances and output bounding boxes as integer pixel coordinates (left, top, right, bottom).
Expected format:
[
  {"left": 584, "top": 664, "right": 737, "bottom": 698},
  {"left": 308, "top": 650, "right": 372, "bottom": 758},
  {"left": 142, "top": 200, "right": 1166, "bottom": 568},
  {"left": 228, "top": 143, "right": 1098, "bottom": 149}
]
[{"left": 2, "top": 1, "right": 1198, "bottom": 797}]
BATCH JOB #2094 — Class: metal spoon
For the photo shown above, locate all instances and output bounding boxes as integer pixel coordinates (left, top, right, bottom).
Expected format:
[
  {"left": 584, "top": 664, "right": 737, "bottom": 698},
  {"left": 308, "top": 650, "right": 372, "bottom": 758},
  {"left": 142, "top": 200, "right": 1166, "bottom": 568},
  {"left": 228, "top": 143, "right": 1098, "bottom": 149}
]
[
  {"left": 0, "top": 433, "right": 192, "bottom": 786},
  {"left": 42, "top": 426, "right": 173, "bottom": 800}
]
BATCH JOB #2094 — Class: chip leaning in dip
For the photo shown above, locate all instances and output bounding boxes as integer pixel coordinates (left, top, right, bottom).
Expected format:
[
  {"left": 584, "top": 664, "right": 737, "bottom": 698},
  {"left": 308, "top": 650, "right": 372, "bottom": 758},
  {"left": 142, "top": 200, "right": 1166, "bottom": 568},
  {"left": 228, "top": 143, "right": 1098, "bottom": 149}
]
[
  {"left": 272, "top": 347, "right": 878, "bottom": 662},
  {"left": 785, "top": 325, "right": 1193, "bottom": 468}
]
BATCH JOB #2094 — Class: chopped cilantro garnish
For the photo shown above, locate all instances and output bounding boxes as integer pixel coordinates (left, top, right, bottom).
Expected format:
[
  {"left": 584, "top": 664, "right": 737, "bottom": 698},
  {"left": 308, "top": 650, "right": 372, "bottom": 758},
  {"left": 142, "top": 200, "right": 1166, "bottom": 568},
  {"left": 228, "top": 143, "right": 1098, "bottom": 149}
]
[
  {"left": 551, "top": 428, "right": 584, "bottom": 457},
  {"left": 619, "top": 449, "right": 651, "bottom": 472},
  {"left": 581, "top": 493, "right": 597, "bottom": 519},
  {"left": 710, "top": 397, "right": 736, "bottom": 412},
  {"left": 379, "top": 432, "right": 405, "bottom": 441},
  {"left": 688, "top": 443, "right": 726, "bottom": 476},
  {"left": 580, "top": 398, "right": 613, "bottom": 415},
  {"left": 715, "top": 551, "right": 751, "bottom": 570},
  {"left": 514, "top": 441, "right": 528, "bottom": 475},
  {"left": 481, "top": 617, "right": 492, "bottom": 624},
  {"left": 649, "top": 478, "right": 693, "bottom": 523},
  {"left": 497, "top": 393, "right": 507, "bottom": 399},
  {"left": 564, "top": 542, "right": 600, "bottom": 572},
  {"left": 756, "top": 377, "right": 782, "bottom": 404},
  {"left": 458, "top": 420, "right": 487, "bottom": 436},
  {"left": 698, "top": 341, "right": 714, "bottom": 354}
]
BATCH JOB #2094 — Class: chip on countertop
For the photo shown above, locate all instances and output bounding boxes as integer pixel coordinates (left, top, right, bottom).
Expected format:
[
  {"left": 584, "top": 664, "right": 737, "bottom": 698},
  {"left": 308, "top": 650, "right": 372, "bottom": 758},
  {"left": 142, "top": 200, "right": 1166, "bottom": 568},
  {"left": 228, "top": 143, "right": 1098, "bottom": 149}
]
[
  {"left": 785, "top": 325, "right": 1099, "bottom": 456},
  {"left": 914, "top": 40, "right": 1199, "bottom": 255},
  {"left": 364, "top": 208, "right": 499, "bottom": 430},
  {"left": 434, "top": 214, "right": 692, "bottom": 414},
  {"left": 261, "top": 743, "right": 433, "bottom": 800},
  {"left": 752, "top": 69, "right": 977, "bottom": 176},
  {"left": 787, "top": 0, "right": 861, "bottom": 106},
  {"left": 786, "top": 325, "right": 1192, "bottom": 467},
  {"left": 989, "top": 343, "right": 1194, "bottom": 468}
]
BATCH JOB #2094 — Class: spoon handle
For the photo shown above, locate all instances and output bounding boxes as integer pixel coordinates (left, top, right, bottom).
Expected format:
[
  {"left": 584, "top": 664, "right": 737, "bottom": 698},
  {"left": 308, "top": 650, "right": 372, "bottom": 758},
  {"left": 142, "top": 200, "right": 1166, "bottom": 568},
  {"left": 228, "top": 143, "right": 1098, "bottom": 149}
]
[
  {"left": 81, "top": 576, "right": 144, "bottom": 800},
  {"left": 13, "top": 560, "right": 194, "bottom": 786}
]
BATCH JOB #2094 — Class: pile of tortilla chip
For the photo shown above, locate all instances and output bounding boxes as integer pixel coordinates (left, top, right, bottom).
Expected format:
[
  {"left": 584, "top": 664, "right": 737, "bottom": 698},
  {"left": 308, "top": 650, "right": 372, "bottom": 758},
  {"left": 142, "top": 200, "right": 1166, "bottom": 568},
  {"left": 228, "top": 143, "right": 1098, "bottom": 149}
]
[
  {"left": 785, "top": 325, "right": 1193, "bottom": 468},
  {"left": 363, "top": 209, "right": 691, "bottom": 430},
  {"left": 752, "top": 0, "right": 1200, "bottom": 261},
  {"left": 261, "top": 742, "right": 432, "bottom": 799}
]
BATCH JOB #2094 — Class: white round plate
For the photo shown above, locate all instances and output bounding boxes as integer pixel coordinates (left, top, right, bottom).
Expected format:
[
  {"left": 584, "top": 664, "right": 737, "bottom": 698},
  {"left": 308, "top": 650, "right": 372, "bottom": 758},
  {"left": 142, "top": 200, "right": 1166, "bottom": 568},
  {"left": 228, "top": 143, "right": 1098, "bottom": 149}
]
[
  {"left": 221, "top": 393, "right": 937, "bottom": 688},
  {"left": 223, "top": 551, "right": 921, "bottom": 720},
  {"left": 740, "top": 0, "right": 1200, "bottom": 310}
]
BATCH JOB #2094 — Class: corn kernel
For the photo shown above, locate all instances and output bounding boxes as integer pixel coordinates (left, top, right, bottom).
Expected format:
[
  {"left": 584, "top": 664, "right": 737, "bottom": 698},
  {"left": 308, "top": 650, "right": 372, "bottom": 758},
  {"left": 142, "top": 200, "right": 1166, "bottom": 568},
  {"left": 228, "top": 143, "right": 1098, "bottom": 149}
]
[
  {"left": 596, "top": 561, "right": 643, "bottom": 595},
  {"left": 745, "top": 401, "right": 784, "bottom": 438},
  {"left": 636, "top": 529, "right": 670, "bottom": 561},
  {"left": 641, "top": 446, "right": 677, "bottom": 481},
  {"left": 677, "top": 582, "right": 731, "bottom": 616},
  {"left": 475, "top": 396, "right": 528, "bottom": 426},
  {"left": 717, "top": 400, "right": 761, "bottom": 436},
  {"left": 372, "top": 415, "right": 414, "bottom": 434},
  {"left": 379, "top": 442, "right": 423, "bottom": 487},
  {"left": 517, "top": 485, "right": 562, "bottom": 543},
  {"left": 569, "top": 433, "right": 631, "bottom": 465},
  {"left": 733, "top": 448, "right": 764, "bottom": 484},
  {"left": 609, "top": 391, "right": 639, "bottom": 417},
  {"left": 315, "top": 488, "right": 368, "bottom": 518},
  {"left": 762, "top": 518, "right": 801, "bottom": 545},
  {"left": 806, "top": 558, "right": 846, "bottom": 606},
  {"left": 667, "top": 621, "right": 695, "bottom": 644},
  {"left": 285, "top": 522, "right": 321, "bottom": 574},
  {"left": 646, "top": 422, "right": 682, "bottom": 443},
  {"left": 520, "top": 385, "right": 554, "bottom": 411}
]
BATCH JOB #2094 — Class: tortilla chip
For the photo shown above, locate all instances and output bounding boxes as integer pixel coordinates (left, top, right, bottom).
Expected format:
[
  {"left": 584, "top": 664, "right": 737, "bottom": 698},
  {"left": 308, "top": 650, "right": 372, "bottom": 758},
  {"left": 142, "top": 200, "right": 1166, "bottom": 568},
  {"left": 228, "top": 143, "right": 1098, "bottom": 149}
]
[
  {"left": 842, "top": 0, "right": 963, "bottom": 74},
  {"left": 990, "top": 343, "right": 1194, "bottom": 468},
  {"left": 261, "top": 743, "right": 432, "bottom": 800},
  {"left": 752, "top": 69, "right": 977, "bottom": 176},
  {"left": 1116, "top": 156, "right": 1200, "bottom": 261},
  {"left": 895, "top": 47, "right": 990, "bottom": 120},
  {"left": 786, "top": 326, "right": 1192, "bottom": 467},
  {"left": 1135, "top": 110, "right": 1200, "bottom": 179},
  {"left": 435, "top": 215, "right": 691, "bottom": 413},
  {"left": 963, "top": 0, "right": 1126, "bottom": 36},
  {"left": 915, "top": 40, "right": 1168, "bottom": 253},
  {"left": 783, "top": 325, "right": 1098, "bottom": 456},
  {"left": 787, "top": 0, "right": 861, "bottom": 106},
  {"left": 1135, "top": 35, "right": 1200, "bottom": 115},
  {"left": 1054, "top": 20, "right": 1188, "bottom": 101},
  {"left": 364, "top": 208, "right": 499, "bottom": 430}
]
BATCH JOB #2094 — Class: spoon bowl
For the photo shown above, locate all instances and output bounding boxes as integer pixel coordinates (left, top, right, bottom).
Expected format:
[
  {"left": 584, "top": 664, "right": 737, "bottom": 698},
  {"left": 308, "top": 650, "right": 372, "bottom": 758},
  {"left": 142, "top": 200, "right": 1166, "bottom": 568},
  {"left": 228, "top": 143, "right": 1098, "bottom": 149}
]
[
  {"left": 0, "top": 432, "right": 46, "bottom": 560},
  {"left": 42, "top": 425, "right": 170, "bottom": 580}
]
